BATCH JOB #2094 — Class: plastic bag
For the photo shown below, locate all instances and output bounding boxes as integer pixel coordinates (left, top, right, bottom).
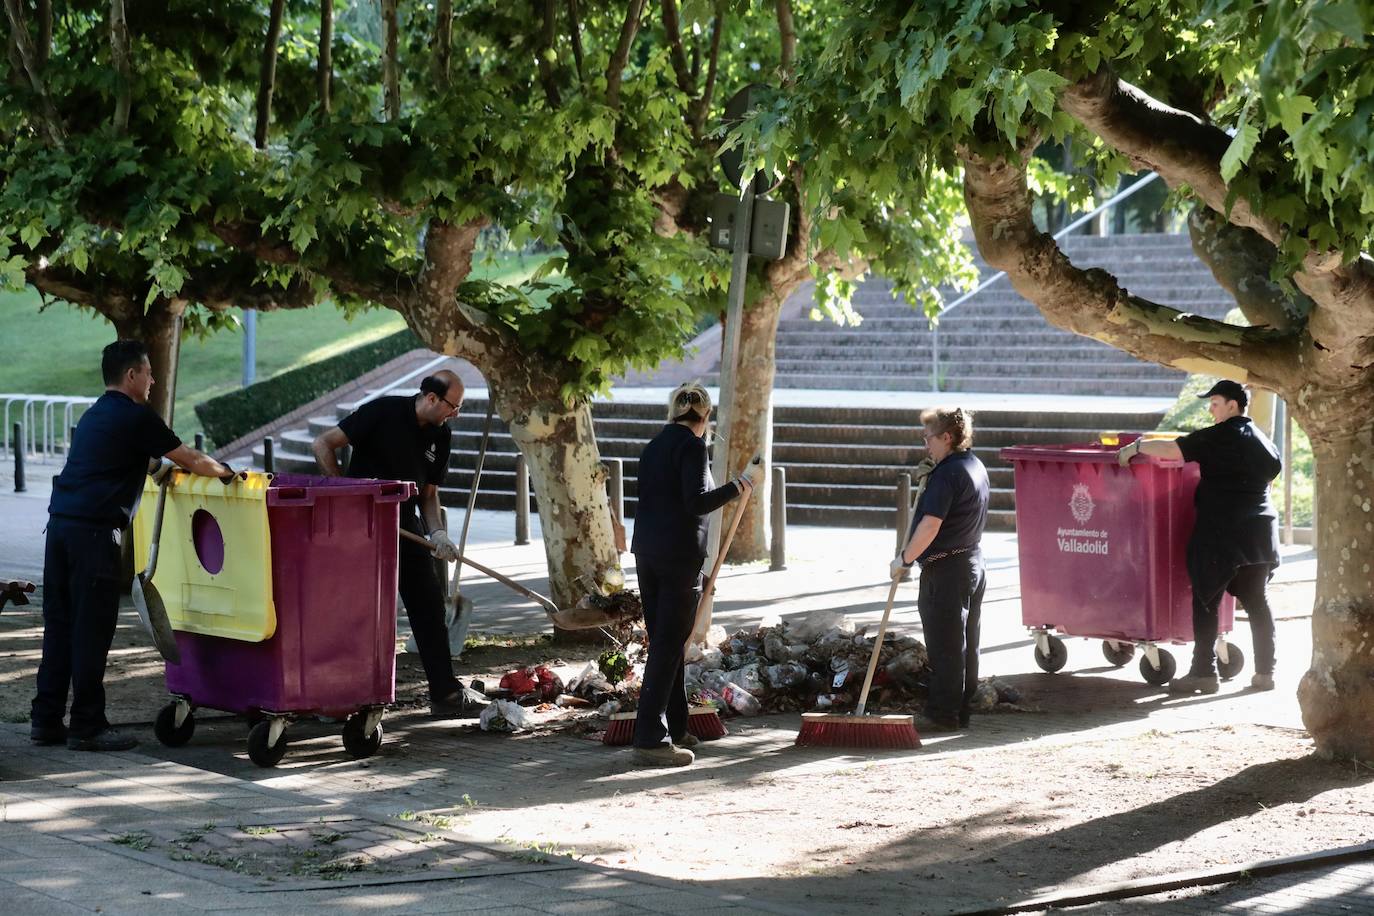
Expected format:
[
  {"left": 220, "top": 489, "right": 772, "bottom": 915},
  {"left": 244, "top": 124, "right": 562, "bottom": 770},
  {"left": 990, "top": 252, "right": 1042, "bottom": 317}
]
[
  {"left": 733, "top": 662, "right": 765, "bottom": 693},
  {"left": 499, "top": 668, "right": 538, "bottom": 696},
  {"left": 791, "top": 610, "right": 853, "bottom": 642},
  {"left": 533, "top": 665, "right": 564, "bottom": 702},
  {"left": 699, "top": 647, "right": 724, "bottom": 670},
  {"left": 479, "top": 699, "right": 532, "bottom": 733}
]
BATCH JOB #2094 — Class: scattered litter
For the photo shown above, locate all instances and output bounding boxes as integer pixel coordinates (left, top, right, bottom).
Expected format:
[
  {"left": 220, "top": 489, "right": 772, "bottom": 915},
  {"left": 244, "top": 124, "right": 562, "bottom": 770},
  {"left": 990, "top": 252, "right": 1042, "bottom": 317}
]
[{"left": 479, "top": 699, "right": 533, "bottom": 733}]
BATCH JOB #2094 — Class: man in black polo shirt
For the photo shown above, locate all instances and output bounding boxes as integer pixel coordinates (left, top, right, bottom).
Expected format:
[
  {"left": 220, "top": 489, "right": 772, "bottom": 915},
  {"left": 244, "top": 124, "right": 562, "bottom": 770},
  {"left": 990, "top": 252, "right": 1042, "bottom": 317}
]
[
  {"left": 312, "top": 370, "right": 470, "bottom": 717},
  {"left": 891, "top": 407, "right": 990, "bottom": 733},
  {"left": 32, "top": 340, "right": 233, "bottom": 752},
  {"left": 1117, "top": 379, "right": 1282, "bottom": 694}
]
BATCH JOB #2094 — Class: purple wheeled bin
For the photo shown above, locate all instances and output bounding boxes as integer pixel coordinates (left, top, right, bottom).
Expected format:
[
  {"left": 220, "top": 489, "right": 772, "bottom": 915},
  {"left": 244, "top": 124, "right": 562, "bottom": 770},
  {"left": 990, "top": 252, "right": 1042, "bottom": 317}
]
[{"left": 154, "top": 474, "right": 413, "bottom": 767}]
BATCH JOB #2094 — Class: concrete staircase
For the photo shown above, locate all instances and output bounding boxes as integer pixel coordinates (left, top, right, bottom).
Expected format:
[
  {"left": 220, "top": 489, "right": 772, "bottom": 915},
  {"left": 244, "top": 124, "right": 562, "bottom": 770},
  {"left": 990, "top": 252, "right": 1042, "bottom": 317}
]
[
  {"left": 738, "top": 233, "right": 1234, "bottom": 396},
  {"left": 248, "top": 398, "right": 1164, "bottom": 532}
]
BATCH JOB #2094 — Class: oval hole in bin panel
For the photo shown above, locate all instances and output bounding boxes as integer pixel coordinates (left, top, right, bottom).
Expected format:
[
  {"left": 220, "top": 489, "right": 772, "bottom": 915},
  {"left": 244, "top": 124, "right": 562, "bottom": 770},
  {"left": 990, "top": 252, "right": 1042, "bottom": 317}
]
[{"left": 191, "top": 509, "right": 225, "bottom": 574}]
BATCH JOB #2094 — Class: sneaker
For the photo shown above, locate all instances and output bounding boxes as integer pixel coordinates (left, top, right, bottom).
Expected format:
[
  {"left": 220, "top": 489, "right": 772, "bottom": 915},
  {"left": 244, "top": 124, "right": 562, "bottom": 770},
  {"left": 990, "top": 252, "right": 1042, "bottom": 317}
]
[
  {"left": 632, "top": 744, "right": 694, "bottom": 768},
  {"left": 1251, "top": 673, "right": 1275, "bottom": 691},
  {"left": 67, "top": 729, "right": 138, "bottom": 752},
  {"left": 1168, "top": 673, "right": 1220, "bottom": 695},
  {"left": 915, "top": 714, "right": 961, "bottom": 734},
  {"left": 30, "top": 723, "right": 67, "bottom": 746},
  {"left": 673, "top": 732, "right": 700, "bottom": 749}
]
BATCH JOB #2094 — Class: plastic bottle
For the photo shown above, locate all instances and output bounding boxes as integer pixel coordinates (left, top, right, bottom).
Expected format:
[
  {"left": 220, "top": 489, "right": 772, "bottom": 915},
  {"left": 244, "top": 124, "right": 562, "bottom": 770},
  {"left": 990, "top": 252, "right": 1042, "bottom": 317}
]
[{"left": 721, "top": 682, "right": 762, "bottom": 716}]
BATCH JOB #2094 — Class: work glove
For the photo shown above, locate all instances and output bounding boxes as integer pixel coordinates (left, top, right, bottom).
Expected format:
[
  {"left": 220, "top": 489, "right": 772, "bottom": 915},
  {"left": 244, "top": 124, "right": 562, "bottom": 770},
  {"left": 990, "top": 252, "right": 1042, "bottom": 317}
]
[
  {"left": 743, "top": 456, "right": 766, "bottom": 486},
  {"left": 148, "top": 459, "right": 176, "bottom": 484},
  {"left": 890, "top": 555, "right": 910, "bottom": 581},
  {"left": 429, "top": 529, "right": 460, "bottom": 562},
  {"left": 913, "top": 456, "right": 937, "bottom": 480},
  {"left": 219, "top": 464, "right": 239, "bottom": 484},
  {"left": 1116, "top": 441, "right": 1139, "bottom": 468}
]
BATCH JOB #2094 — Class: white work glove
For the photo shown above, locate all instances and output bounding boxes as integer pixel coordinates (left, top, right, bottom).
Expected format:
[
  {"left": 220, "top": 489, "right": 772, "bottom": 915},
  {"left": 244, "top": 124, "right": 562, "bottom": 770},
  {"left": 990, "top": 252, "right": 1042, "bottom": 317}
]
[
  {"left": 890, "top": 555, "right": 909, "bottom": 581},
  {"left": 148, "top": 459, "right": 176, "bottom": 484},
  {"left": 743, "top": 457, "right": 766, "bottom": 486},
  {"left": 1116, "top": 440, "right": 1140, "bottom": 468},
  {"left": 913, "top": 456, "right": 937, "bottom": 480},
  {"left": 733, "top": 473, "right": 755, "bottom": 496},
  {"left": 428, "top": 529, "right": 459, "bottom": 562}
]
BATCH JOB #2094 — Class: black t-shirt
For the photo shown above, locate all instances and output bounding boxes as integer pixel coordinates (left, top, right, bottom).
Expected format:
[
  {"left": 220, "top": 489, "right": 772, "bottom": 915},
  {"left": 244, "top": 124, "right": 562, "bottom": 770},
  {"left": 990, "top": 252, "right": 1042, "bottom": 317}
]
[
  {"left": 630, "top": 423, "right": 740, "bottom": 563},
  {"left": 1177, "top": 416, "right": 1281, "bottom": 569},
  {"left": 910, "top": 449, "right": 990, "bottom": 561},
  {"left": 49, "top": 390, "right": 181, "bottom": 527},
  {"left": 339, "top": 395, "right": 451, "bottom": 523}
]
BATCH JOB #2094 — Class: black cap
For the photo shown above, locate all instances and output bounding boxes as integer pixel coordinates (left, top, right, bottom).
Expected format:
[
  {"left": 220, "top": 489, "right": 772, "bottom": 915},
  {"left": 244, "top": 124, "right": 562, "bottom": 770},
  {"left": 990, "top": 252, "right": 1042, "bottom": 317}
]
[{"left": 1198, "top": 379, "right": 1248, "bottom": 409}]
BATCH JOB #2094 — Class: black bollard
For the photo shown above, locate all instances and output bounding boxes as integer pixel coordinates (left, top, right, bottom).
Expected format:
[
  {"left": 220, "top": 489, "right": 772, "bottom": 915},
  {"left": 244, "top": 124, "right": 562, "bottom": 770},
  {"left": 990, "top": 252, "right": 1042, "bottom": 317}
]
[
  {"left": 262, "top": 436, "right": 275, "bottom": 474},
  {"left": 194, "top": 432, "right": 205, "bottom": 452},
  {"left": 13, "top": 423, "right": 25, "bottom": 493}
]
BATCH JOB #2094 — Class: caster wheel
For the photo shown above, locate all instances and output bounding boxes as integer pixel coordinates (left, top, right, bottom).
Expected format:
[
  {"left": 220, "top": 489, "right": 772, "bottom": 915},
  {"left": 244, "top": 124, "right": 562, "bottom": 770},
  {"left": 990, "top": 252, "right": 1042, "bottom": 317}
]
[
  {"left": 1102, "top": 640, "right": 1136, "bottom": 667},
  {"left": 1217, "top": 644, "right": 1246, "bottom": 680},
  {"left": 342, "top": 713, "right": 384, "bottom": 759},
  {"left": 247, "top": 720, "right": 288, "bottom": 768},
  {"left": 1034, "top": 635, "right": 1068, "bottom": 673},
  {"left": 154, "top": 702, "right": 195, "bottom": 747},
  {"left": 1140, "top": 649, "right": 1177, "bottom": 686}
]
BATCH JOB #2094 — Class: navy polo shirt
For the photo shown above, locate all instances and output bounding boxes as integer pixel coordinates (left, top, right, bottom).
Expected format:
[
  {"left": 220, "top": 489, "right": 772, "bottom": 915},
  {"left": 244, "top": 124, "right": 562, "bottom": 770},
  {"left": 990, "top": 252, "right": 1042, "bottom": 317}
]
[
  {"left": 339, "top": 395, "right": 451, "bottom": 522},
  {"left": 49, "top": 390, "right": 181, "bottom": 528},
  {"left": 910, "top": 449, "right": 990, "bottom": 562},
  {"left": 1178, "top": 416, "right": 1282, "bottom": 570}
]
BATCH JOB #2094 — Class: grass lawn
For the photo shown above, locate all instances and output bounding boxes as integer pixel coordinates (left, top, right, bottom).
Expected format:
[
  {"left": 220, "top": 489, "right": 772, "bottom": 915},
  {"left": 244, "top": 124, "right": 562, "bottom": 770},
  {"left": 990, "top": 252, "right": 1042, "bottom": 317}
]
[{"left": 0, "top": 253, "right": 536, "bottom": 441}]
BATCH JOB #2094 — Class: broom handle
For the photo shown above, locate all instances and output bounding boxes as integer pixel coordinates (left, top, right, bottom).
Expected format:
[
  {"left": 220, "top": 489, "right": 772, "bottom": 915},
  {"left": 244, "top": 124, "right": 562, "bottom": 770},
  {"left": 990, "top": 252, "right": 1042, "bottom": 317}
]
[
  {"left": 854, "top": 577, "right": 902, "bottom": 717},
  {"left": 453, "top": 399, "right": 495, "bottom": 597},
  {"left": 695, "top": 481, "right": 752, "bottom": 618}
]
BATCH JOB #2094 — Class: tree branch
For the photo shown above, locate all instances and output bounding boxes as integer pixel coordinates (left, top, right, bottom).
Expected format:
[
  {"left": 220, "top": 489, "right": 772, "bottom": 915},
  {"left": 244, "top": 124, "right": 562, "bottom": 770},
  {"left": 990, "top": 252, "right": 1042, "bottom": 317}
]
[
  {"left": 431, "top": 0, "right": 451, "bottom": 89},
  {"left": 661, "top": 0, "right": 695, "bottom": 97},
  {"left": 691, "top": 8, "right": 722, "bottom": 139},
  {"left": 4, "top": 0, "right": 64, "bottom": 144},
  {"left": 255, "top": 0, "right": 286, "bottom": 148},
  {"left": 536, "top": 0, "right": 562, "bottom": 108},
  {"left": 382, "top": 0, "right": 400, "bottom": 121},
  {"left": 566, "top": 0, "right": 585, "bottom": 87},
  {"left": 209, "top": 221, "right": 407, "bottom": 307},
  {"left": 959, "top": 145, "right": 1298, "bottom": 389},
  {"left": 605, "top": 0, "right": 647, "bottom": 111},
  {"left": 109, "top": 0, "right": 131, "bottom": 135},
  {"left": 1186, "top": 206, "right": 1311, "bottom": 332},
  {"left": 319, "top": 0, "right": 334, "bottom": 112},
  {"left": 775, "top": 0, "right": 795, "bottom": 86}
]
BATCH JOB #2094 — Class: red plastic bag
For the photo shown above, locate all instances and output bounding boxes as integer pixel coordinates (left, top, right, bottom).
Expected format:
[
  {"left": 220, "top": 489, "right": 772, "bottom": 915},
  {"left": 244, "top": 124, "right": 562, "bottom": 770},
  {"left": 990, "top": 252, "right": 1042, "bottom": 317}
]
[
  {"left": 499, "top": 668, "right": 538, "bottom": 696},
  {"left": 533, "top": 665, "right": 565, "bottom": 702}
]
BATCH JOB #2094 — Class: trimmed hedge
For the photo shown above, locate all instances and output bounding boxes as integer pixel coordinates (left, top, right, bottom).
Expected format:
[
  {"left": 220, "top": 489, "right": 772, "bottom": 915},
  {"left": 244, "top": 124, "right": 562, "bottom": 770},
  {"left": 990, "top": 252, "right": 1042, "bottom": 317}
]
[{"left": 196, "top": 329, "right": 423, "bottom": 448}]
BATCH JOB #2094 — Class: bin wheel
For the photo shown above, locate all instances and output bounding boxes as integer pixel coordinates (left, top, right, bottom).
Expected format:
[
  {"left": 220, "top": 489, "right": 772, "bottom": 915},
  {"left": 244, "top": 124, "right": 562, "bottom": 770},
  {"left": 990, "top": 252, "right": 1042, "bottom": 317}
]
[
  {"left": 1140, "top": 649, "right": 1177, "bottom": 686},
  {"left": 1034, "top": 636, "right": 1068, "bottom": 673},
  {"left": 1218, "top": 644, "right": 1246, "bottom": 680},
  {"left": 154, "top": 702, "right": 195, "bottom": 747},
  {"left": 342, "top": 714, "right": 384, "bottom": 759},
  {"left": 247, "top": 720, "right": 288, "bottom": 768},
  {"left": 1102, "top": 640, "right": 1136, "bottom": 667}
]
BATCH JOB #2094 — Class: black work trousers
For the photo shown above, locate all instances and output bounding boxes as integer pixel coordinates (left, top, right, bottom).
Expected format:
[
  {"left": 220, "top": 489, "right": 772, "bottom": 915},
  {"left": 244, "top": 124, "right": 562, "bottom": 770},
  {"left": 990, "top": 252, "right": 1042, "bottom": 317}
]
[
  {"left": 633, "top": 554, "right": 702, "bottom": 749},
  {"left": 916, "top": 549, "right": 986, "bottom": 724},
  {"left": 1189, "top": 562, "right": 1277, "bottom": 677},
  {"left": 31, "top": 518, "right": 124, "bottom": 739},
  {"left": 398, "top": 535, "right": 460, "bottom": 700}
]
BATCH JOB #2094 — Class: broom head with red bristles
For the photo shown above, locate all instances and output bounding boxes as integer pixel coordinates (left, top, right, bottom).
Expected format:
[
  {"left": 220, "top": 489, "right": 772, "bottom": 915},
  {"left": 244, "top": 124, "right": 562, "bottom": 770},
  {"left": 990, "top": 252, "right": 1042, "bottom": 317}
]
[
  {"left": 603, "top": 706, "right": 725, "bottom": 746},
  {"left": 795, "top": 712, "right": 921, "bottom": 749}
]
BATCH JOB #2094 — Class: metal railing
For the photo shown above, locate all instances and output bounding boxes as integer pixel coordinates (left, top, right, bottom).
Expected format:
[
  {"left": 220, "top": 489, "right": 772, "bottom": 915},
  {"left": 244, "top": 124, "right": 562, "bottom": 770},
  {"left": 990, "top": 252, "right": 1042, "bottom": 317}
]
[
  {"left": 929, "top": 171, "right": 1163, "bottom": 390},
  {"left": 351, "top": 354, "right": 453, "bottom": 409},
  {"left": 0, "top": 394, "right": 97, "bottom": 459}
]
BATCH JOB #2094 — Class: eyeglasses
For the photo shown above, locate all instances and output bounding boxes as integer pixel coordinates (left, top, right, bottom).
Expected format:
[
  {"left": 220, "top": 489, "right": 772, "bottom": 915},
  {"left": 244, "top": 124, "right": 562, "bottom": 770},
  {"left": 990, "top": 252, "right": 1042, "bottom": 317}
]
[{"left": 437, "top": 395, "right": 460, "bottom": 412}]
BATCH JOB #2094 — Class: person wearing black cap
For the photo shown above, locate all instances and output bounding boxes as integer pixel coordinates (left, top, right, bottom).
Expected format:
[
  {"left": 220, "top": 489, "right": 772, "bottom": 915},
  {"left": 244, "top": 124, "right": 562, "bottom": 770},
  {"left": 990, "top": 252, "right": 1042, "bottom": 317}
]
[
  {"left": 313, "top": 370, "right": 474, "bottom": 718},
  {"left": 33, "top": 340, "right": 233, "bottom": 752},
  {"left": 1116, "top": 379, "right": 1282, "bottom": 694}
]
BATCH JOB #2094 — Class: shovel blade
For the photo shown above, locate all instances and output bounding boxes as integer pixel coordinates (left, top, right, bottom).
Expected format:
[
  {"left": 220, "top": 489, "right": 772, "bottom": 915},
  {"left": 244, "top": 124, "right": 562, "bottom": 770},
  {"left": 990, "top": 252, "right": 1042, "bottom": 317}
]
[{"left": 133, "top": 576, "right": 181, "bottom": 664}]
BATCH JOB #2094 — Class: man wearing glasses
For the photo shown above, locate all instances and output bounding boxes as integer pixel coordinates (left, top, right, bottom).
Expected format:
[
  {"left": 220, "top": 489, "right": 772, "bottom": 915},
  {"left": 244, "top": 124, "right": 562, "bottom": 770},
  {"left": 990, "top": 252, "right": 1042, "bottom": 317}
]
[{"left": 313, "top": 370, "right": 471, "bottom": 718}]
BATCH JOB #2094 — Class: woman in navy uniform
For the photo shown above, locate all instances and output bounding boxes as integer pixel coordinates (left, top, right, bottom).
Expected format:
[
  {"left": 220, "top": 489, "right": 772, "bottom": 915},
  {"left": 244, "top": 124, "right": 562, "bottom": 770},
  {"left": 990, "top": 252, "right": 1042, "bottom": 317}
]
[
  {"left": 1118, "top": 380, "right": 1281, "bottom": 693},
  {"left": 629, "top": 383, "right": 753, "bottom": 767},
  {"left": 892, "top": 407, "right": 990, "bottom": 733}
]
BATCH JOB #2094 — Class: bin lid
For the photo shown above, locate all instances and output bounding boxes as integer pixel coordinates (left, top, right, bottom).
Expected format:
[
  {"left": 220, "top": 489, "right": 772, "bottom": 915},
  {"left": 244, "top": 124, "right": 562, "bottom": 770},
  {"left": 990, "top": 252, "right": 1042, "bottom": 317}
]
[{"left": 1000, "top": 437, "right": 1182, "bottom": 466}]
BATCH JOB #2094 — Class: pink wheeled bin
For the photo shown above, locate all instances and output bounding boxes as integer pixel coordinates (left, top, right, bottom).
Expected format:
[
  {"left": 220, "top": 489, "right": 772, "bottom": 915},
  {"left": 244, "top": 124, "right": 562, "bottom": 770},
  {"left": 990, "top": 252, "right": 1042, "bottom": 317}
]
[
  {"left": 1000, "top": 437, "right": 1239, "bottom": 685},
  {"left": 137, "top": 473, "right": 414, "bottom": 767}
]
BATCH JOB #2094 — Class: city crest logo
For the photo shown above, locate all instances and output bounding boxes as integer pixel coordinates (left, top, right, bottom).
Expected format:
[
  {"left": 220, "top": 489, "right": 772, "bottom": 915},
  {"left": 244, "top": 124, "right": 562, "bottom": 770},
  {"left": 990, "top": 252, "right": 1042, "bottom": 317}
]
[{"left": 1069, "top": 482, "right": 1095, "bottom": 524}]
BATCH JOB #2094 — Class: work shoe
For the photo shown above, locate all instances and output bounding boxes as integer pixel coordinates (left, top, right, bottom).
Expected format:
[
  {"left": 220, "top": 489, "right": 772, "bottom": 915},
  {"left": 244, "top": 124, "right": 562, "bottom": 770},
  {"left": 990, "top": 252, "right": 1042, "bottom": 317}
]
[
  {"left": 672, "top": 732, "right": 700, "bottom": 750},
  {"left": 1251, "top": 673, "right": 1276, "bottom": 691},
  {"left": 632, "top": 744, "right": 694, "bottom": 768},
  {"left": 915, "top": 714, "right": 961, "bottom": 734},
  {"left": 429, "top": 685, "right": 487, "bottom": 719},
  {"left": 1167, "top": 673, "right": 1219, "bottom": 695},
  {"left": 67, "top": 729, "right": 138, "bottom": 752},
  {"left": 30, "top": 723, "right": 67, "bottom": 746}
]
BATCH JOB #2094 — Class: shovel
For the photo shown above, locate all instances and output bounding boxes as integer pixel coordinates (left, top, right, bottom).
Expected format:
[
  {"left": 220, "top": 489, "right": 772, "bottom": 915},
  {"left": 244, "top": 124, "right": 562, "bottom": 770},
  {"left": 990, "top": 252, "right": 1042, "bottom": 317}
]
[
  {"left": 399, "top": 528, "right": 627, "bottom": 630},
  {"left": 133, "top": 470, "right": 182, "bottom": 664}
]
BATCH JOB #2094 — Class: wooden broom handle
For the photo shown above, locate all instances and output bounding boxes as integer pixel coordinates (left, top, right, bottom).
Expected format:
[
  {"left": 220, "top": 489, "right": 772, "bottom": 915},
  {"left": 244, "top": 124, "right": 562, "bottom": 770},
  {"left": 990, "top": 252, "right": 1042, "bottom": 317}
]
[
  {"left": 854, "top": 577, "right": 902, "bottom": 717},
  {"left": 695, "top": 487, "right": 752, "bottom": 616}
]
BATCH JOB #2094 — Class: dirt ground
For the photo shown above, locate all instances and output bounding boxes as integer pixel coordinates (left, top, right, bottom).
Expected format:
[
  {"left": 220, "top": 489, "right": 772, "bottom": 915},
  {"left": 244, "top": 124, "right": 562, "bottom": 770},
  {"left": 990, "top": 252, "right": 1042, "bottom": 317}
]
[{"left": 4, "top": 581, "right": 1370, "bottom": 915}]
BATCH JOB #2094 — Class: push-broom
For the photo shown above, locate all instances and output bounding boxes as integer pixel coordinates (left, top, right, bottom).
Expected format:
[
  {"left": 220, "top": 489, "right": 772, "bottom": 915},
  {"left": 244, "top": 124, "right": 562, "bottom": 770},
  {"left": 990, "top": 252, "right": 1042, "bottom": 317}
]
[
  {"left": 794, "top": 578, "right": 921, "bottom": 749},
  {"left": 603, "top": 466, "right": 757, "bottom": 746}
]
